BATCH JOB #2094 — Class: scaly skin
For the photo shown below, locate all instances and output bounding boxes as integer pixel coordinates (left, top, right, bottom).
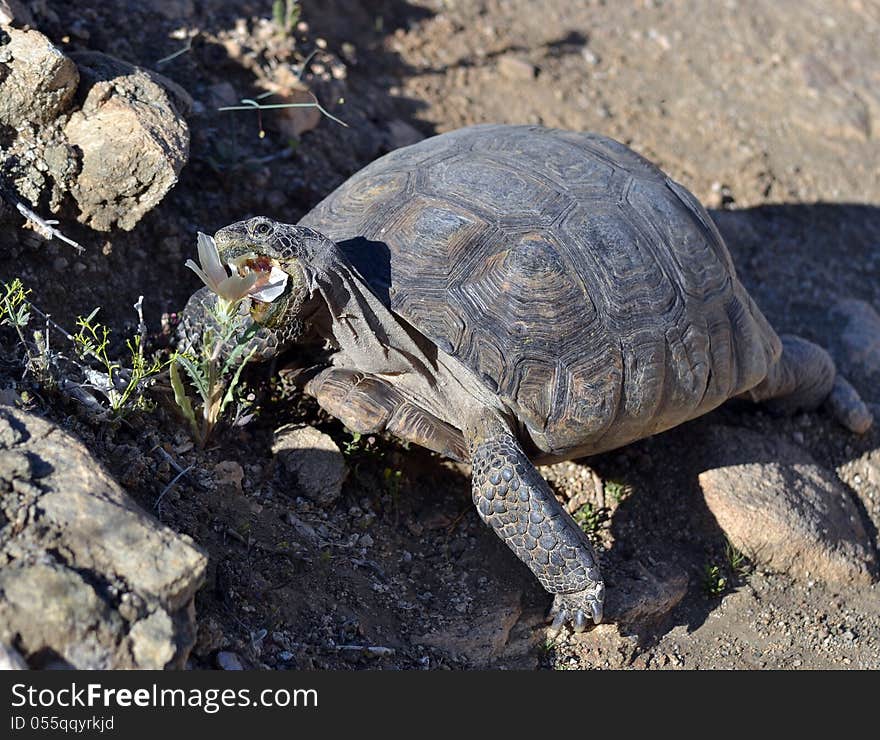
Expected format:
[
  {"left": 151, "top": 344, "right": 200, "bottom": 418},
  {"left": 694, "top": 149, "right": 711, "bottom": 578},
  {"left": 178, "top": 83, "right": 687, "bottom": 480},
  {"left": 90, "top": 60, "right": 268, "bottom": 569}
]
[
  {"left": 470, "top": 428, "right": 604, "bottom": 633},
  {"left": 743, "top": 334, "right": 872, "bottom": 433}
]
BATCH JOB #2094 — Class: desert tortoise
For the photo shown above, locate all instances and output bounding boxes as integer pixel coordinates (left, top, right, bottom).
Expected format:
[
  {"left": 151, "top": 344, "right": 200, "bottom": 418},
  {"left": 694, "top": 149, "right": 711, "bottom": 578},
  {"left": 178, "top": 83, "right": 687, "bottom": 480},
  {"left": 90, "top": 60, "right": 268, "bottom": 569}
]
[{"left": 200, "top": 124, "right": 872, "bottom": 632}]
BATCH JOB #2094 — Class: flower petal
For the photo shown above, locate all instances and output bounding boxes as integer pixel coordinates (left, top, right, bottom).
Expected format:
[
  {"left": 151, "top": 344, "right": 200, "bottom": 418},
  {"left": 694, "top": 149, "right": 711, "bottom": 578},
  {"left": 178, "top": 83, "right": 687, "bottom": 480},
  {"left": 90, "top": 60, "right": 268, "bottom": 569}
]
[
  {"left": 215, "top": 271, "right": 259, "bottom": 303},
  {"left": 197, "top": 232, "right": 228, "bottom": 286},
  {"left": 250, "top": 265, "right": 289, "bottom": 303},
  {"left": 185, "top": 259, "right": 215, "bottom": 290}
]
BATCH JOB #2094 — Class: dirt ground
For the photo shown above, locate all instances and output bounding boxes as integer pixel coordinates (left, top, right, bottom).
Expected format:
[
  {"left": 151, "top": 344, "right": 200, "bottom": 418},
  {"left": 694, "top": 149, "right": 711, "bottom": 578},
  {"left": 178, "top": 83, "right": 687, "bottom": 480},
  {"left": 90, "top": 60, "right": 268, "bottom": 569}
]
[{"left": 1, "top": 0, "right": 879, "bottom": 669}]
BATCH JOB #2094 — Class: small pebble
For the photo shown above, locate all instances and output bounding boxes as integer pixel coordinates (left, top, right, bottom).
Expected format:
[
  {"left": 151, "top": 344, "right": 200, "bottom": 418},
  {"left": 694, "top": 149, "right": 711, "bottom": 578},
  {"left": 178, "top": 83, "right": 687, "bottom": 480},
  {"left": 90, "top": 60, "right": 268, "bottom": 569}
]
[{"left": 216, "top": 651, "right": 244, "bottom": 670}]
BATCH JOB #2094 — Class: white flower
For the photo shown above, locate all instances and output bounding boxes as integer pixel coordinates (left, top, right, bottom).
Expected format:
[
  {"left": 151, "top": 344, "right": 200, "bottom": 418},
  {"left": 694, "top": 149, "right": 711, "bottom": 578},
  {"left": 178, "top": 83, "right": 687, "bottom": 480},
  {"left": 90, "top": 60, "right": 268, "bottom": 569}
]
[
  {"left": 185, "top": 232, "right": 288, "bottom": 306},
  {"left": 186, "top": 232, "right": 258, "bottom": 303}
]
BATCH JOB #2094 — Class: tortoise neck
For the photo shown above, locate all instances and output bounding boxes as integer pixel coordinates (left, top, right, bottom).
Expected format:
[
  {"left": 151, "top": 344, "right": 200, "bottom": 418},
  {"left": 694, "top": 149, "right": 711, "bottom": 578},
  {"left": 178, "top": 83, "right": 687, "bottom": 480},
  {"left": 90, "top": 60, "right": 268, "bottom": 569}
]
[{"left": 308, "top": 244, "right": 438, "bottom": 381}]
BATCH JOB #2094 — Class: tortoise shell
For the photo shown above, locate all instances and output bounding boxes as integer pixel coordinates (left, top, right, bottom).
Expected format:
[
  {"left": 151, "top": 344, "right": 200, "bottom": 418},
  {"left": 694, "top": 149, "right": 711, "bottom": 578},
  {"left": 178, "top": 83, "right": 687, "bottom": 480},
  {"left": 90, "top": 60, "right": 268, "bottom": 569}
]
[{"left": 300, "top": 124, "right": 780, "bottom": 458}]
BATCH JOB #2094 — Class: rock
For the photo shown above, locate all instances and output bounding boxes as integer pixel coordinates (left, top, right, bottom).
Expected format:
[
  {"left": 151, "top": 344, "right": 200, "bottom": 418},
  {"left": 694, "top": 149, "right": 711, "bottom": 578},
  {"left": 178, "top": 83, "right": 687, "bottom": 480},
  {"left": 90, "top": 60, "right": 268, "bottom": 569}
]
[
  {"left": 58, "top": 52, "right": 190, "bottom": 231},
  {"left": 0, "top": 406, "right": 207, "bottom": 669},
  {"left": 830, "top": 298, "right": 880, "bottom": 383},
  {"left": 70, "top": 51, "right": 194, "bottom": 116},
  {"left": 128, "top": 610, "right": 177, "bottom": 668},
  {"left": 0, "top": 27, "right": 79, "bottom": 126},
  {"left": 838, "top": 442, "right": 880, "bottom": 537},
  {"left": 0, "top": 0, "right": 34, "bottom": 27},
  {"left": 214, "top": 460, "right": 244, "bottom": 495},
  {"left": 604, "top": 560, "right": 689, "bottom": 629},
  {"left": 698, "top": 425, "right": 876, "bottom": 586},
  {"left": 258, "top": 66, "right": 322, "bottom": 139},
  {"left": 216, "top": 650, "right": 245, "bottom": 670},
  {"left": 415, "top": 589, "right": 540, "bottom": 668},
  {"left": 272, "top": 424, "right": 347, "bottom": 506},
  {"left": 0, "top": 561, "right": 123, "bottom": 668},
  {"left": 497, "top": 54, "right": 537, "bottom": 80},
  {"left": 0, "top": 642, "right": 27, "bottom": 669}
]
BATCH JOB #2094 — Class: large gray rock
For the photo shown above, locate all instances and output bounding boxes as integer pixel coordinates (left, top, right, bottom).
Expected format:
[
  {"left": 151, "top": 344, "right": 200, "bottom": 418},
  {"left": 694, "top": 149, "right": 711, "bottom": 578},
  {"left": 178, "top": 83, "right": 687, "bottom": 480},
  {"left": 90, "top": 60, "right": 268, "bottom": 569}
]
[
  {"left": 1, "top": 37, "right": 190, "bottom": 233},
  {"left": 698, "top": 426, "right": 877, "bottom": 586},
  {"left": 0, "top": 405, "right": 207, "bottom": 669}
]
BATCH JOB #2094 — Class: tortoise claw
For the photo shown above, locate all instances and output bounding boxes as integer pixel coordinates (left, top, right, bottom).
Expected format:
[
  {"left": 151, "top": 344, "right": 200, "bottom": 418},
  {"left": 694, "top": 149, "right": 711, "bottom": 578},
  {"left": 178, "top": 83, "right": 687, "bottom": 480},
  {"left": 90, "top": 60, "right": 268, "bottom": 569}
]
[
  {"left": 589, "top": 595, "right": 604, "bottom": 625},
  {"left": 547, "top": 608, "right": 568, "bottom": 638},
  {"left": 547, "top": 582, "right": 605, "bottom": 636}
]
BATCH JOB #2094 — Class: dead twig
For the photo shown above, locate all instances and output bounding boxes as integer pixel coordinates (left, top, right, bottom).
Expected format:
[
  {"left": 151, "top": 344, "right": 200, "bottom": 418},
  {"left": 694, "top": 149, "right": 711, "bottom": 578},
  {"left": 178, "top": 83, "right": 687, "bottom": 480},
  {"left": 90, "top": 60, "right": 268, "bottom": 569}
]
[
  {"left": 218, "top": 96, "right": 349, "bottom": 129},
  {"left": 14, "top": 201, "right": 84, "bottom": 253},
  {"left": 155, "top": 464, "right": 195, "bottom": 509},
  {"left": 287, "top": 642, "right": 396, "bottom": 657}
]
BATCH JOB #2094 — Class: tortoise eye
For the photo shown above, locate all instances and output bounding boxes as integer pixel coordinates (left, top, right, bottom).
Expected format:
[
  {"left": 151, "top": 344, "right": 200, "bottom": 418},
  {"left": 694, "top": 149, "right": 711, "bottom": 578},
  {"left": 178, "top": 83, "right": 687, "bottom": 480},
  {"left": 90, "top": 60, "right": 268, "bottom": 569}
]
[{"left": 252, "top": 220, "right": 272, "bottom": 237}]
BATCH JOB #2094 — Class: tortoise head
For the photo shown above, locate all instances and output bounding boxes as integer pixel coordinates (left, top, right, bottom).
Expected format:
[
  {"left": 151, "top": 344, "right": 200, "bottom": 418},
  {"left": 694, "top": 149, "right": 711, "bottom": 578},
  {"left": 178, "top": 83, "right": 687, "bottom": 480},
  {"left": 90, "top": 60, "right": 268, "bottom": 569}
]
[{"left": 213, "top": 216, "right": 331, "bottom": 348}]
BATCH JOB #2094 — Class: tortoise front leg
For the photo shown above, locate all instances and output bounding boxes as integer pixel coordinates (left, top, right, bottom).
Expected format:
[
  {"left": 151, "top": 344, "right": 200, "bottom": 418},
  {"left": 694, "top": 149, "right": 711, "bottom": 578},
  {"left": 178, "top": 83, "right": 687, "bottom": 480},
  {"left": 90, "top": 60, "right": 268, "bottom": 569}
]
[{"left": 468, "top": 416, "right": 604, "bottom": 634}]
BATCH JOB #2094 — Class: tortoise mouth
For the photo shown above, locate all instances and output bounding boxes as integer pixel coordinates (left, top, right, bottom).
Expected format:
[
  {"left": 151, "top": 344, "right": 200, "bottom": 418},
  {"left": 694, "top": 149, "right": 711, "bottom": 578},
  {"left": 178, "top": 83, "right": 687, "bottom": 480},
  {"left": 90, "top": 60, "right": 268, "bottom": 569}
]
[{"left": 226, "top": 251, "right": 289, "bottom": 304}]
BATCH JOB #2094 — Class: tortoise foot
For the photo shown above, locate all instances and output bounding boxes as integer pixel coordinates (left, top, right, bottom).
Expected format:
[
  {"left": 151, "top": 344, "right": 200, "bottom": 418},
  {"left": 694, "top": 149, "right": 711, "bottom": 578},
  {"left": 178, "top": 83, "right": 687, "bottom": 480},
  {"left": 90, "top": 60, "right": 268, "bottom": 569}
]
[{"left": 547, "top": 582, "right": 605, "bottom": 637}]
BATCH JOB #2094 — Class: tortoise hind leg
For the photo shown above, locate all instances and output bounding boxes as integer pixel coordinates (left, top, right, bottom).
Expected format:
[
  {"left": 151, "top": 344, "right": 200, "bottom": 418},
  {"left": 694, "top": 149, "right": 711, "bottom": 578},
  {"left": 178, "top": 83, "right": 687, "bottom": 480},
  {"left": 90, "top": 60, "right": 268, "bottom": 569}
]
[
  {"left": 467, "top": 414, "right": 604, "bottom": 634},
  {"left": 743, "top": 334, "right": 872, "bottom": 433}
]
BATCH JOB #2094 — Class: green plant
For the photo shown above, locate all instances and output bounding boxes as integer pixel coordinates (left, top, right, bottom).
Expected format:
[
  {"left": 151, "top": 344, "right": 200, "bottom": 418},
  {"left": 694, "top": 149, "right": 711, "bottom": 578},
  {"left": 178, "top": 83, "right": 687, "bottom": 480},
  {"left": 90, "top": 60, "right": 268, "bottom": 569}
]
[
  {"left": 172, "top": 232, "right": 285, "bottom": 446},
  {"left": 170, "top": 303, "right": 258, "bottom": 448},
  {"left": 725, "top": 539, "right": 751, "bottom": 578},
  {"left": 74, "top": 308, "right": 167, "bottom": 415},
  {"left": 703, "top": 563, "right": 727, "bottom": 598},
  {"left": 0, "top": 278, "right": 35, "bottom": 370},
  {"left": 572, "top": 502, "right": 609, "bottom": 536},
  {"left": 342, "top": 431, "right": 386, "bottom": 460},
  {"left": 604, "top": 478, "right": 632, "bottom": 503},
  {"left": 273, "top": 0, "right": 301, "bottom": 36},
  {"left": 1, "top": 278, "right": 165, "bottom": 416}
]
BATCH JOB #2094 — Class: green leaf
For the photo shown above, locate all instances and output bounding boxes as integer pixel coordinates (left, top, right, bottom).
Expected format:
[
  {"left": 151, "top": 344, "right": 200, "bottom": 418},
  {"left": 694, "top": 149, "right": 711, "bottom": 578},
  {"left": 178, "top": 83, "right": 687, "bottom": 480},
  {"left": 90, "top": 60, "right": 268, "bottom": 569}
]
[
  {"left": 174, "top": 353, "right": 209, "bottom": 402},
  {"left": 170, "top": 360, "right": 199, "bottom": 437},
  {"left": 219, "top": 346, "right": 257, "bottom": 416},
  {"left": 219, "top": 327, "right": 259, "bottom": 377}
]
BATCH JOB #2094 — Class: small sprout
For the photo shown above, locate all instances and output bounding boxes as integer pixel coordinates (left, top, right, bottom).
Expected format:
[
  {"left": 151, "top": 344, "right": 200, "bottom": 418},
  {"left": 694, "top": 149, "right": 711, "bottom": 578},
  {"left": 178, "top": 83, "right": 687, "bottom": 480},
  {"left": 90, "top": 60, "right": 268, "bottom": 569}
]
[
  {"left": 74, "top": 307, "right": 168, "bottom": 416},
  {"left": 725, "top": 540, "right": 751, "bottom": 578},
  {"left": 1, "top": 279, "right": 167, "bottom": 415},
  {"left": 1, "top": 278, "right": 31, "bottom": 329},
  {"left": 572, "top": 502, "right": 609, "bottom": 537},
  {"left": 272, "top": 0, "right": 301, "bottom": 36},
  {"left": 604, "top": 479, "right": 632, "bottom": 503},
  {"left": 703, "top": 563, "right": 728, "bottom": 598}
]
